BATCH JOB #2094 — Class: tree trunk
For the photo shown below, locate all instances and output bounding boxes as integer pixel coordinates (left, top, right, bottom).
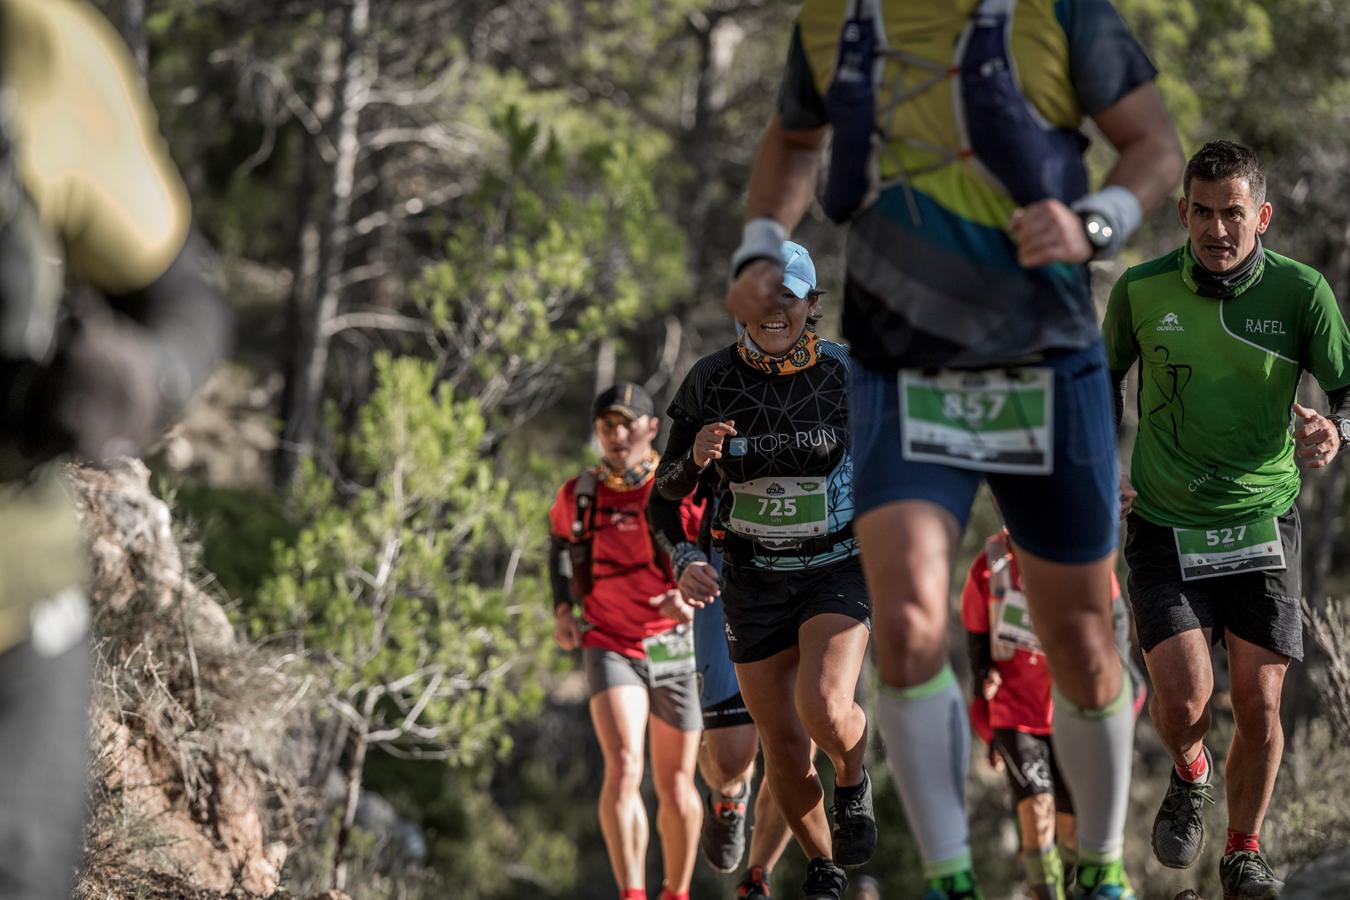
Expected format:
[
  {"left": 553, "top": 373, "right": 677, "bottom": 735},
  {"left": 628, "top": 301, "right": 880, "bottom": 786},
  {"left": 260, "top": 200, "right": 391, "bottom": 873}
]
[
  {"left": 331, "top": 716, "right": 370, "bottom": 892},
  {"left": 277, "top": 0, "right": 371, "bottom": 485},
  {"left": 594, "top": 338, "right": 616, "bottom": 397}
]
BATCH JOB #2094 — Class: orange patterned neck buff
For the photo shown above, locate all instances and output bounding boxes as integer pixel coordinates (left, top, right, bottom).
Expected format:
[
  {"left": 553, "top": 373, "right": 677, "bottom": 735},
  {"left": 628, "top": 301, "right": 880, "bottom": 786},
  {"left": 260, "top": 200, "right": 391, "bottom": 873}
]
[
  {"left": 597, "top": 450, "right": 659, "bottom": 491},
  {"left": 737, "top": 320, "right": 820, "bottom": 376}
]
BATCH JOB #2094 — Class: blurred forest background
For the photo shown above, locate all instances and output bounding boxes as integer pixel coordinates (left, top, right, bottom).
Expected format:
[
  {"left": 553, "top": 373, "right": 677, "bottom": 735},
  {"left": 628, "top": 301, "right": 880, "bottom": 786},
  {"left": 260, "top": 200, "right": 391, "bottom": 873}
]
[{"left": 76, "top": 0, "right": 1350, "bottom": 897}]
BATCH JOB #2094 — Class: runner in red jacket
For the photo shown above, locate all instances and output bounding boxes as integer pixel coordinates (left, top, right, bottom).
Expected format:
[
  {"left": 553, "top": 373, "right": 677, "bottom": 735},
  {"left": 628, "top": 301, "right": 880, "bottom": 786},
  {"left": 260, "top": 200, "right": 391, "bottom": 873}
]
[
  {"left": 547, "top": 383, "right": 703, "bottom": 900},
  {"left": 962, "top": 529, "right": 1145, "bottom": 900}
]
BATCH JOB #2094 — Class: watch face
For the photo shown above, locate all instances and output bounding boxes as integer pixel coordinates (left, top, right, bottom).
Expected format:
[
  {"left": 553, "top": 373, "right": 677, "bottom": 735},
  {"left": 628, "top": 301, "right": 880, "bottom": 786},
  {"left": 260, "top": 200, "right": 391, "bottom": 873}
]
[
  {"left": 1084, "top": 214, "right": 1114, "bottom": 249},
  {"left": 1339, "top": 419, "right": 1350, "bottom": 442}
]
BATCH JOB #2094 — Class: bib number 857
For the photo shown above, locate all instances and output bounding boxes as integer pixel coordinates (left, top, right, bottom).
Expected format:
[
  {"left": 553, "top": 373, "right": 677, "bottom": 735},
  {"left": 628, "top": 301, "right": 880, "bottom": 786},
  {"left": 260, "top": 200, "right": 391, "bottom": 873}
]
[
  {"left": 1206, "top": 525, "right": 1247, "bottom": 547},
  {"left": 758, "top": 497, "right": 798, "bottom": 517},
  {"left": 943, "top": 392, "right": 1007, "bottom": 426}
]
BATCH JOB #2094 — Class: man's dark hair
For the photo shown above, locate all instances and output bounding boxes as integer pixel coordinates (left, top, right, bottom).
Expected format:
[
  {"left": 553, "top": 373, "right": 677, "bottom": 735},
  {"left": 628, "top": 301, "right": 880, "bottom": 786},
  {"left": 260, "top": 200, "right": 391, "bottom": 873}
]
[{"left": 1183, "top": 140, "right": 1266, "bottom": 205}]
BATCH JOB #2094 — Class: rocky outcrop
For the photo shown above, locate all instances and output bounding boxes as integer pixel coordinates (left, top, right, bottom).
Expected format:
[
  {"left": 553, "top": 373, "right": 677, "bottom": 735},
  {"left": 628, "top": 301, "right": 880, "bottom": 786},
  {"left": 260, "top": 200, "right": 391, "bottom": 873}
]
[
  {"left": 1284, "top": 848, "right": 1350, "bottom": 898},
  {"left": 74, "top": 460, "right": 299, "bottom": 898}
]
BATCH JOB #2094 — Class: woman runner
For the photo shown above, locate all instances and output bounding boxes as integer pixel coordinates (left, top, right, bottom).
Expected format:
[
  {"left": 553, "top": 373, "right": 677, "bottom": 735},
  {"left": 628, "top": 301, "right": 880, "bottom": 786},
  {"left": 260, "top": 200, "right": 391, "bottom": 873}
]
[{"left": 654, "top": 241, "right": 874, "bottom": 900}]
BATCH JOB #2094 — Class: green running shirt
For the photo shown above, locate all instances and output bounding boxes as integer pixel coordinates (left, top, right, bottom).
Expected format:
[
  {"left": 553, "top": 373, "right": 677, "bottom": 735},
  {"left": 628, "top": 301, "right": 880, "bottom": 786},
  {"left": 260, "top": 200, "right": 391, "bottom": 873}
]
[{"left": 1103, "top": 245, "right": 1350, "bottom": 528}]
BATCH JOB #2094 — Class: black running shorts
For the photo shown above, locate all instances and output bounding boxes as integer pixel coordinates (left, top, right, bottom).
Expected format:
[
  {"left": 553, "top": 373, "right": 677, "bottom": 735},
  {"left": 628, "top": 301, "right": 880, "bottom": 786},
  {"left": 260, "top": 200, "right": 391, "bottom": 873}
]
[
  {"left": 990, "top": 728, "right": 1073, "bottom": 811},
  {"left": 1123, "top": 507, "right": 1303, "bottom": 661},
  {"left": 720, "top": 555, "right": 871, "bottom": 664}
]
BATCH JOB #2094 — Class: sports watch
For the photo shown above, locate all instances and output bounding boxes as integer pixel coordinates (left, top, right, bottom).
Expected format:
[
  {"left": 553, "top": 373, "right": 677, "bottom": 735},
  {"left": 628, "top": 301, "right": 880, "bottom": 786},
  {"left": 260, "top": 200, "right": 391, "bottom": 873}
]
[
  {"left": 1332, "top": 415, "right": 1350, "bottom": 450},
  {"left": 1081, "top": 212, "right": 1115, "bottom": 257}
]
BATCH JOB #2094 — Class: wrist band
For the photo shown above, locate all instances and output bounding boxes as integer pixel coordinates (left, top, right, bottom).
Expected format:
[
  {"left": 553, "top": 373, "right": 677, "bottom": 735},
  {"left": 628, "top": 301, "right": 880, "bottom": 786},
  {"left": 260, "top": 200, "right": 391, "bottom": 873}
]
[
  {"left": 1071, "top": 186, "right": 1142, "bottom": 260},
  {"left": 730, "top": 217, "right": 786, "bottom": 278},
  {"left": 671, "top": 542, "right": 709, "bottom": 582}
]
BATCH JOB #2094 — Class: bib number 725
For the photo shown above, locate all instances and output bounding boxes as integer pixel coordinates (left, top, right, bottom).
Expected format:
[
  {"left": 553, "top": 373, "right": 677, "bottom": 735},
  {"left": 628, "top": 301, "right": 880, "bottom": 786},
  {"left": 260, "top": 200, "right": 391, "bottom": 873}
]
[
  {"left": 1206, "top": 525, "right": 1247, "bottom": 547},
  {"left": 758, "top": 497, "right": 798, "bottom": 517}
]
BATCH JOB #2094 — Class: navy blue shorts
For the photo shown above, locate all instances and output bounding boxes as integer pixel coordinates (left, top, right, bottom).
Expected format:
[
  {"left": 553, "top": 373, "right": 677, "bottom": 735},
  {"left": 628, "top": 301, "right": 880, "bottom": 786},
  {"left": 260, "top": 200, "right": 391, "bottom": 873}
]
[
  {"left": 851, "top": 342, "right": 1118, "bottom": 564},
  {"left": 693, "top": 548, "right": 752, "bottom": 729}
]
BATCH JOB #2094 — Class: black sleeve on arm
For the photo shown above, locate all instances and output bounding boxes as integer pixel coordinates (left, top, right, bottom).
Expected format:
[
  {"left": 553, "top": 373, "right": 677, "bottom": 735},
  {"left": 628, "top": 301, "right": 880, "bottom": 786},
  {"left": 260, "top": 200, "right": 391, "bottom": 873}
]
[
  {"left": 1329, "top": 384, "right": 1350, "bottom": 421},
  {"left": 647, "top": 490, "right": 687, "bottom": 566},
  {"left": 655, "top": 416, "right": 705, "bottom": 500},
  {"left": 647, "top": 489, "right": 709, "bottom": 580},
  {"left": 104, "top": 230, "right": 234, "bottom": 418},
  {"left": 1111, "top": 368, "right": 1131, "bottom": 430},
  {"left": 966, "top": 631, "right": 994, "bottom": 700},
  {"left": 547, "top": 535, "right": 574, "bottom": 612}
]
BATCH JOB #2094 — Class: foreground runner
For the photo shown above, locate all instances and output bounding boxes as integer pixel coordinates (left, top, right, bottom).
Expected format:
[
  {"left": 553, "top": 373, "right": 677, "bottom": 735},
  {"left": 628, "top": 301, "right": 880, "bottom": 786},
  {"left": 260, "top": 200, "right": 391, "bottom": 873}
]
[
  {"left": 649, "top": 478, "right": 793, "bottom": 898},
  {"left": 656, "top": 241, "right": 873, "bottom": 900},
  {"left": 548, "top": 384, "right": 702, "bottom": 900},
  {"left": 724, "top": 2, "right": 1183, "bottom": 897},
  {"left": 0, "top": 2, "right": 233, "bottom": 893},
  {"left": 962, "top": 528, "right": 1146, "bottom": 900},
  {"left": 1105, "top": 140, "right": 1350, "bottom": 900}
]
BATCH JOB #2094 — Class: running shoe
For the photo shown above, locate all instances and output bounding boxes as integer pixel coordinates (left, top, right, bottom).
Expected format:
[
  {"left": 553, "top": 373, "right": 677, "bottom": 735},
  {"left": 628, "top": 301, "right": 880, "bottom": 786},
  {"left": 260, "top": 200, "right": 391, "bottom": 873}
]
[
  {"left": 1152, "top": 747, "right": 1215, "bottom": 869},
  {"left": 829, "top": 768, "right": 877, "bottom": 867},
  {"left": 921, "top": 869, "right": 982, "bottom": 899},
  {"left": 1219, "top": 849, "right": 1283, "bottom": 899},
  {"left": 736, "top": 865, "right": 771, "bottom": 898},
  {"left": 700, "top": 781, "right": 750, "bottom": 872},
  {"left": 1072, "top": 857, "right": 1135, "bottom": 900},
  {"left": 801, "top": 857, "right": 848, "bottom": 900}
]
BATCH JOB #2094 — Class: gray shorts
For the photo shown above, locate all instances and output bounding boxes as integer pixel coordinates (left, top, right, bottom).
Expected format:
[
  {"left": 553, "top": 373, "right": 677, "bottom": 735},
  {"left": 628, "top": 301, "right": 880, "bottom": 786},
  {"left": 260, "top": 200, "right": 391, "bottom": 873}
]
[{"left": 583, "top": 647, "right": 702, "bottom": 732}]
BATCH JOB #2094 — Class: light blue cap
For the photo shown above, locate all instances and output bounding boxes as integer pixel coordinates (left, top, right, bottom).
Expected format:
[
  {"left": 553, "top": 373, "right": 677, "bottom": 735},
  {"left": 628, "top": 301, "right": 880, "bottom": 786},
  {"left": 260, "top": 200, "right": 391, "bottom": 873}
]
[{"left": 780, "top": 240, "right": 818, "bottom": 299}]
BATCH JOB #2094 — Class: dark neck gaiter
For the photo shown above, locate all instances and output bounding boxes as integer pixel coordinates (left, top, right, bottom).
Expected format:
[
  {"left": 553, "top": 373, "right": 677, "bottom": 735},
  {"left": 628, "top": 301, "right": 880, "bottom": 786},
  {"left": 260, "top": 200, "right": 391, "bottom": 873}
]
[{"left": 1182, "top": 238, "right": 1265, "bottom": 299}]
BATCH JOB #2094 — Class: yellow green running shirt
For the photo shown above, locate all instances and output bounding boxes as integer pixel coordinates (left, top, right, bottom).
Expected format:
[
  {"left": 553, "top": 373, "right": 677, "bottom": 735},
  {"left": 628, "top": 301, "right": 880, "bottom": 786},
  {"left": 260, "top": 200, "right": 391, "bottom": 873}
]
[{"left": 1103, "top": 244, "right": 1350, "bottom": 528}]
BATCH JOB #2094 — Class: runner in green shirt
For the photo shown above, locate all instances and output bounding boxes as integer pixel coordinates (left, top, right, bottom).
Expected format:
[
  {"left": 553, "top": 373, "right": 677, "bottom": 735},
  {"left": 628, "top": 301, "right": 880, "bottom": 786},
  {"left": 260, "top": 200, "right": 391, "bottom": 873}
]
[{"left": 1103, "top": 140, "right": 1350, "bottom": 900}]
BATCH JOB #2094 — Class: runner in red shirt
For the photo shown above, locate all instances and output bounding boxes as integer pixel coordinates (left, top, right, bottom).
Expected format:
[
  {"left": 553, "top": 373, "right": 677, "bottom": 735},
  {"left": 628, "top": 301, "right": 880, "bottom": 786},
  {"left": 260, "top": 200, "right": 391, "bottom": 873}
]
[
  {"left": 961, "top": 529, "right": 1145, "bottom": 900},
  {"left": 548, "top": 383, "right": 703, "bottom": 900}
]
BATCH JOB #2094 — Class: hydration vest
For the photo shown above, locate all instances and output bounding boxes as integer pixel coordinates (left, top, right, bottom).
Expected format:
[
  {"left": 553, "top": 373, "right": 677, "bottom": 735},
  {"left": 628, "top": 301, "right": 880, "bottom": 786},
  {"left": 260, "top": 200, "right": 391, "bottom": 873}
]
[
  {"left": 821, "top": 0, "right": 1090, "bottom": 223},
  {"left": 564, "top": 469, "right": 599, "bottom": 603},
  {"left": 985, "top": 530, "right": 1044, "bottom": 661}
]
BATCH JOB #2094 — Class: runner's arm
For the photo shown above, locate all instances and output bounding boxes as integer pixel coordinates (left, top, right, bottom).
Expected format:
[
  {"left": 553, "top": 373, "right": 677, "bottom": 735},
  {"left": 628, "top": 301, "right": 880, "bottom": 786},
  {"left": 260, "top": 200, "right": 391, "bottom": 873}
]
[
  {"left": 654, "top": 416, "right": 703, "bottom": 500},
  {"left": 1329, "top": 385, "right": 1350, "bottom": 421},
  {"left": 647, "top": 489, "right": 709, "bottom": 580},
  {"left": 966, "top": 631, "right": 995, "bottom": 701},
  {"left": 1111, "top": 368, "right": 1131, "bottom": 430},
  {"left": 744, "top": 115, "right": 830, "bottom": 234},
  {"left": 103, "top": 232, "right": 233, "bottom": 421},
  {"left": 1089, "top": 83, "right": 1183, "bottom": 218},
  {"left": 547, "top": 535, "right": 574, "bottom": 613},
  {"left": 959, "top": 559, "right": 995, "bottom": 698}
]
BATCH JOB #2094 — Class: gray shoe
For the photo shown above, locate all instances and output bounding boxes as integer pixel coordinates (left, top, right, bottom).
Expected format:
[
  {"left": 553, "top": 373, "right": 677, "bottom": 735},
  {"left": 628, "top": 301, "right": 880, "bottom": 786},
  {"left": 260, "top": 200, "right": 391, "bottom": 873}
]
[
  {"left": 699, "top": 781, "right": 749, "bottom": 873},
  {"left": 1220, "top": 850, "right": 1283, "bottom": 900},
  {"left": 828, "top": 769, "right": 877, "bottom": 867},
  {"left": 1151, "top": 748, "right": 1215, "bottom": 869}
]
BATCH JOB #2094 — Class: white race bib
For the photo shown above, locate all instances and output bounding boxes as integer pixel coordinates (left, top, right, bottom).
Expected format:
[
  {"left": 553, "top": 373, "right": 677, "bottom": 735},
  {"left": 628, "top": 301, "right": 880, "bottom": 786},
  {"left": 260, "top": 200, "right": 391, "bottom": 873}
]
[
  {"left": 899, "top": 368, "right": 1053, "bottom": 474},
  {"left": 991, "top": 589, "right": 1043, "bottom": 659},
  {"left": 727, "top": 477, "right": 829, "bottom": 541},
  {"left": 1173, "top": 517, "right": 1285, "bottom": 582},
  {"left": 644, "top": 626, "right": 696, "bottom": 686}
]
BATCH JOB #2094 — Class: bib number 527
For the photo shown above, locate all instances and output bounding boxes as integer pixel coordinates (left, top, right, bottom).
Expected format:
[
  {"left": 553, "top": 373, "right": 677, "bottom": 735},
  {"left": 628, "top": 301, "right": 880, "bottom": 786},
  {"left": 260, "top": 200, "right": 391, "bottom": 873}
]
[{"left": 1205, "top": 526, "right": 1246, "bottom": 546}]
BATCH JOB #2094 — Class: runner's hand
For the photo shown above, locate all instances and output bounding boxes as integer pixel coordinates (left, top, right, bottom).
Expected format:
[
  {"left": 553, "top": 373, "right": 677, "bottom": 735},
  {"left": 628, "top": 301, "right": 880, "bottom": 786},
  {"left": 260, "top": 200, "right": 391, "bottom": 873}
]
[
  {"left": 981, "top": 670, "right": 1002, "bottom": 702},
  {"left": 726, "top": 258, "right": 785, "bottom": 327},
  {"left": 1119, "top": 471, "right": 1137, "bottom": 519},
  {"left": 649, "top": 588, "right": 696, "bottom": 624},
  {"left": 553, "top": 607, "right": 582, "bottom": 651},
  {"left": 1293, "top": 402, "right": 1340, "bottom": 468},
  {"left": 692, "top": 420, "right": 737, "bottom": 468},
  {"left": 678, "top": 561, "right": 721, "bottom": 605},
  {"left": 988, "top": 746, "right": 1004, "bottom": 773},
  {"left": 1009, "top": 199, "right": 1092, "bottom": 268}
]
